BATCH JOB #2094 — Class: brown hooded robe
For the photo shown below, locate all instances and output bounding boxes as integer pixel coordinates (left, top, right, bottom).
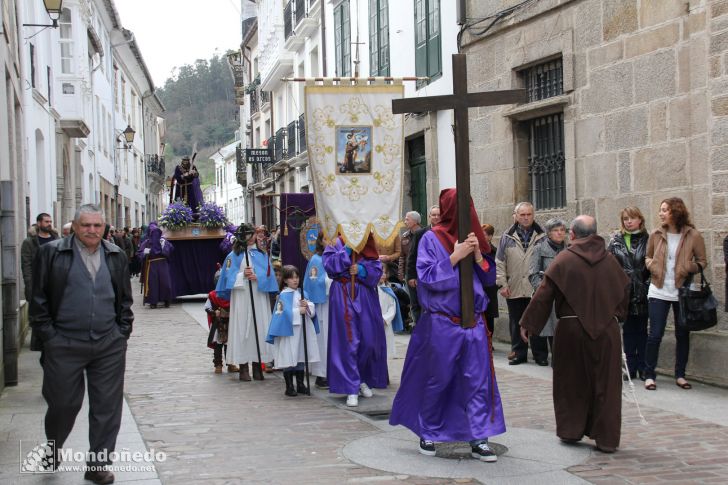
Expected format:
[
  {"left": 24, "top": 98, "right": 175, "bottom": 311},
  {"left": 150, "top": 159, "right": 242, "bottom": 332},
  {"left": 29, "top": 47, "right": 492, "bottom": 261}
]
[{"left": 520, "top": 234, "right": 630, "bottom": 449}]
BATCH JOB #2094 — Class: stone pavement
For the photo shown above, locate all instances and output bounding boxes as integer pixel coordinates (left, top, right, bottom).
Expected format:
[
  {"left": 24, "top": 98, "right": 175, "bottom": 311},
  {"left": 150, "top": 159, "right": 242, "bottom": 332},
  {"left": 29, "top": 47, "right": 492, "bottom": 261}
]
[{"left": 2, "top": 280, "right": 728, "bottom": 484}]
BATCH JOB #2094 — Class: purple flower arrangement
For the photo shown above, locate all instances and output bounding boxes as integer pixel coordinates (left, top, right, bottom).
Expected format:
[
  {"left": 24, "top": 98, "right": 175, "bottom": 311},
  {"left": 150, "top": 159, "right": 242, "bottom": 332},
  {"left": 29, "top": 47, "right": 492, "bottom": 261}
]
[
  {"left": 159, "top": 202, "right": 194, "bottom": 230},
  {"left": 197, "top": 202, "right": 229, "bottom": 229}
]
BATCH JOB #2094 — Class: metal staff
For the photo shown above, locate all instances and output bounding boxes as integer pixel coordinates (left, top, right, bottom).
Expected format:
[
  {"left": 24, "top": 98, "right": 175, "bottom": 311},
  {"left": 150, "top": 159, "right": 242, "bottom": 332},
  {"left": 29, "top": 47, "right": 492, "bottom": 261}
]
[
  {"left": 298, "top": 280, "right": 311, "bottom": 395},
  {"left": 243, "top": 239, "right": 264, "bottom": 378}
]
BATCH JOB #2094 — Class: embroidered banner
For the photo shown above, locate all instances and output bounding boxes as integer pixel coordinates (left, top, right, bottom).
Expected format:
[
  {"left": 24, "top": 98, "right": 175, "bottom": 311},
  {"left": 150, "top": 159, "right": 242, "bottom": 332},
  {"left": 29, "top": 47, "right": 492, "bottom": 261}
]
[{"left": 305, "top": 83, "right": 405, "bottom": 252}]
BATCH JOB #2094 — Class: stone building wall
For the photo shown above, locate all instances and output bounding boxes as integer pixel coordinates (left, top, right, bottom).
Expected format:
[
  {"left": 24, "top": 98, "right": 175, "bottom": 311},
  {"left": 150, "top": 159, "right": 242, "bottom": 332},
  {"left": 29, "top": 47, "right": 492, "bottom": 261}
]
[{"left": 461, "top": 0, "right": 728, "bottom": 385}]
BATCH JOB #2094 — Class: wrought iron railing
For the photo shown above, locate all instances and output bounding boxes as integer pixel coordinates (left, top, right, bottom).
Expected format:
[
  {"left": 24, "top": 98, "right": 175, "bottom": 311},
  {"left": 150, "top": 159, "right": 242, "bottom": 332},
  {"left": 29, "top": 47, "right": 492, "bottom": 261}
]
[
  {"left": 295, "top": 0, "right": 307, "bottom": 25},
  {"left": 523, "top": 58, "right": 563, "bottom": 103},
  {"left": 260, "top": 90, "right": 270, "bottom": 105},
  {"left": 145, "top": 154, "right": 165, "bottom": 176},
  {"left": 298, "top": 112, "right": 306, "bottom": 153},
  {"left": 287, "top": 120, "right": 297, "bottom": 157},
  {"left": 266, "top": 136, "right": 276, "bottom": 160},
  {"left": 275, "top": 128, "right": 287, "bottom": 161},
  {"left": 284, "top": 1, "right": 294, "bottom": 40},
  {"left": 250, "top": 89, "right": 259, "bottom": 113},
  {"left": 528, "top": 113, "right": 565, "bottom": 209}
]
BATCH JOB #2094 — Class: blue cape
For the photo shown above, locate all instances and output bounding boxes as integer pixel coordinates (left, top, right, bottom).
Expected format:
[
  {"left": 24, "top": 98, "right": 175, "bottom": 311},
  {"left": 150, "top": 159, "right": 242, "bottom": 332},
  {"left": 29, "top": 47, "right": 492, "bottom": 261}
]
[
  {"left": 303, "top": 254, "right": 327, "bottom": 304},
  {"left": 248, "top": 247, "right": 279, "bottom": 293},
  {"left": 215, "top": 251, "right": 245, "bottom": 301},
  {"left": 380, "top": 285, "right": 404, "bottom": 332},
  {"left": 266, "top": 290, "right": 320, "bottom": 344}
]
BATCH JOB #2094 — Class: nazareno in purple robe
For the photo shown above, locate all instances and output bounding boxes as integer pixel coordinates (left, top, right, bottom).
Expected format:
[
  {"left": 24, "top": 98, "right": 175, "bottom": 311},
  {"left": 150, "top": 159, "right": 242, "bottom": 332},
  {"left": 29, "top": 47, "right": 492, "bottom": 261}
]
[
  {"left": 389, "top": 231, "right": 506, "bottom": 442},
  {"left": 323, "top": 238, "right": 388, "bottom": 395},
  {"left": 138, "top": 229, "right": 174, "bottom": 306},
  {"left": 172, "top": 164, "right": 204, "bottom": 212}
]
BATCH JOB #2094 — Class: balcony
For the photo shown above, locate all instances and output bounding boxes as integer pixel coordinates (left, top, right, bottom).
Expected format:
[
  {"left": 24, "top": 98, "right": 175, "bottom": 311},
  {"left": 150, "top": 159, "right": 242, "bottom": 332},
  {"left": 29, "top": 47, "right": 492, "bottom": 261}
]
[
  {"left": 251, "top": 162, "right": 274, "bottom": 186},
  {"left": 295, "top": 0, "right": 319, "bottom": 39},
  {"left": 260, "top": 90, "right": 270, "bottom": 107},
  {"left": 146, "top": 154, "right": 165, "bottom": 176},
  {"left": 284, "top": 0, "right": 306, "bottom": 50}
]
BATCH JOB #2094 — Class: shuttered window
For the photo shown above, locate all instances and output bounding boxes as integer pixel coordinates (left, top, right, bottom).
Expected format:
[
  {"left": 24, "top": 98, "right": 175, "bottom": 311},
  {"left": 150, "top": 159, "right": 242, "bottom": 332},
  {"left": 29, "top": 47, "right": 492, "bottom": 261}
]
[
  {"left": 414, "top": 0, "right": 441, "bottom": 88},
  {"left": 334, "top": 1, "right": 351, "bottom": 77},
  {"left": 369, "top": 0, "right": 390, "bottom": 76}
]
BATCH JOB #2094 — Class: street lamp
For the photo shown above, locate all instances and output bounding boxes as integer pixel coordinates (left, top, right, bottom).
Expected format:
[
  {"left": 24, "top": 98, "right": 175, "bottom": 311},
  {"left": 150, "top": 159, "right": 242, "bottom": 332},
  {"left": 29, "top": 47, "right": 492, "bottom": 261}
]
[
  {"left": 115, "top": 125, "right": 136, "bottom": 150},
  {"left": 23, "top": 0, "right": 64, "bottom": 29}
]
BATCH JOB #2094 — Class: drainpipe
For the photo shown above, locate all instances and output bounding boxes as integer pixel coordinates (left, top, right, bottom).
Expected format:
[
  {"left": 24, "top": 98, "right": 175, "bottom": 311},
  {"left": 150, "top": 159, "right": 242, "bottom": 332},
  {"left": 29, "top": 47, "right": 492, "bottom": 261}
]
[{"left": 321, "top": 0, "right": 327, "bottom": 76}]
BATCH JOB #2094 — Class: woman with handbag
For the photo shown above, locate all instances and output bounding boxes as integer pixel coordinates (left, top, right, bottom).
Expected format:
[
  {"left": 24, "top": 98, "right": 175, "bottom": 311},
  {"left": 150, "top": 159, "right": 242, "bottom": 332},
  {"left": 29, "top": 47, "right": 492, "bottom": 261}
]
[
  {"left": 644, "top": 198, "right": 707, "bottom": 391},
  {"left": 608, "top": 207, "right": 650, "bottom": 381}
]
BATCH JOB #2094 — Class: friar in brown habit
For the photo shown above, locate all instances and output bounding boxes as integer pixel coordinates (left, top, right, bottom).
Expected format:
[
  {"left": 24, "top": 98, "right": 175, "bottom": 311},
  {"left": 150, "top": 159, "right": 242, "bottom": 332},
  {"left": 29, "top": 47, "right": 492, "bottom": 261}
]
[{"left": 520, "top": 215, "right": 630, "bottom": 453}]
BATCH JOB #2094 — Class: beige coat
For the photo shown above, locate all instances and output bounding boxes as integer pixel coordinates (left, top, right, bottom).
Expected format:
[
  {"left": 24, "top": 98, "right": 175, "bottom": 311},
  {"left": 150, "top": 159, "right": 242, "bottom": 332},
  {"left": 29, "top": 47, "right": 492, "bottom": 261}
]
[
  {"left": 496, "top": 224, "right": 546, "bottom": 299},
  {"left": 646, "top": 225, "right": 707, "bottom": 289}
]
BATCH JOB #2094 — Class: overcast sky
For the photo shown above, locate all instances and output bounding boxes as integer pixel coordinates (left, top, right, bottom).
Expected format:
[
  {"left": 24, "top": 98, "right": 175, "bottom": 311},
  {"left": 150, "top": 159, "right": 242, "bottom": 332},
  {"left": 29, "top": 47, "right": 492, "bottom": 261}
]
[{"left": 115, "top": 0, "right": 242, "bottom": 87}]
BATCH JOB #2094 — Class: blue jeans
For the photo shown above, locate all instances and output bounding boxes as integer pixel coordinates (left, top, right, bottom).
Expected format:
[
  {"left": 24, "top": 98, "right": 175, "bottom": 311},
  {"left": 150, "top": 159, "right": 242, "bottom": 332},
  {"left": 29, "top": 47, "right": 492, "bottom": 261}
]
[
  {"left": 644, "top": 298, "right": 690, "bottom": 380},
  {"left": 622, "top": 314, "right": 648, "bottom": 377}
]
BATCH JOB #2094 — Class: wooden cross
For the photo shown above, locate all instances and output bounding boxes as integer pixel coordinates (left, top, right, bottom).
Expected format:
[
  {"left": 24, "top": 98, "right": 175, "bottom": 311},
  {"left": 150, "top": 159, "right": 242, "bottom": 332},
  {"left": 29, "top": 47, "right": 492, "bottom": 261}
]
[{"left": 391, "top": 54, "right": 527, "bottom": 328}]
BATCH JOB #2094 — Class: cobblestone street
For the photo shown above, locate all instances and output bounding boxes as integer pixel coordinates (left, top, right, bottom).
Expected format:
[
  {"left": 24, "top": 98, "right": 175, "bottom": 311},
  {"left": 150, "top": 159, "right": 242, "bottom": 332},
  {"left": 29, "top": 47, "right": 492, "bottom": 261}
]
[{"left": 2, "top": 282, "right": 728, "bottom": 484}]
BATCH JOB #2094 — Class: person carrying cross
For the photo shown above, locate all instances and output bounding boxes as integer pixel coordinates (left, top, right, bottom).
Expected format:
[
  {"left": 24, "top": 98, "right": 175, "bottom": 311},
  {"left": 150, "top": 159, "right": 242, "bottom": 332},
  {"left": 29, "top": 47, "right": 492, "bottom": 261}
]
[{"left": 389, "top": 188, "right": 505, "bottom": 462}]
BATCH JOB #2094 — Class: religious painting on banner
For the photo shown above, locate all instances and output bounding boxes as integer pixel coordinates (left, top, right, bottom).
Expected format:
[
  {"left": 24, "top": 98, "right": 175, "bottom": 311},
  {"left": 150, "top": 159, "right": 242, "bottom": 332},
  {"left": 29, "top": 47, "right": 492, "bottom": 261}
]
[{"left": 305, "top": 83, "right": 405, "bottom": 252}]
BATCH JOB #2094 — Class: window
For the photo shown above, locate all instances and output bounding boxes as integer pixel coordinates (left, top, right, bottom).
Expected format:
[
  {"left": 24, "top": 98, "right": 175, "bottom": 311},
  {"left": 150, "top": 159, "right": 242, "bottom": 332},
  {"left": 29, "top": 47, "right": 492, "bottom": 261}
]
[
  {"left": 334, "top": 0, "right": 351, "bottom": 76},
  {"left": 121, "top": 76, "right": 126, "bottom": 115},
  {"left": 30, "top": 43, "right": 37, "bottom": 88},
  {"left": 528, "top": 113, "right": 565, "bottom": 209},
  {"left": 369, "top": 0, "right": 389, "bottom": 76},
  {"left": 414, "top": 0, "right": 441, "bottom": 87},
  {"left": 113, "top": 65, "right": 119, "bottom": 108},
  {"left": 59, "top": 8, "right": 73, "bottom": 74},
  {"left": 521, "top": 58, "right": 563, "bottom": 103},
  {"left": 47, "top": 67, "right": 52, "bottom": 104}
]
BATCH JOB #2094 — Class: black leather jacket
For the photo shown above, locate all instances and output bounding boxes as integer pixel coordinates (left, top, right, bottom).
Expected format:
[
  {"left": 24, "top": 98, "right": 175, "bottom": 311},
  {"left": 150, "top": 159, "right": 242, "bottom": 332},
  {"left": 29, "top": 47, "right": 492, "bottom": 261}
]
[
  {"left": 30, "top": 236, "right": 134, "bottom": 346},
  {"left": 607, "top": 231, "right": 649, "bottom": 316}
]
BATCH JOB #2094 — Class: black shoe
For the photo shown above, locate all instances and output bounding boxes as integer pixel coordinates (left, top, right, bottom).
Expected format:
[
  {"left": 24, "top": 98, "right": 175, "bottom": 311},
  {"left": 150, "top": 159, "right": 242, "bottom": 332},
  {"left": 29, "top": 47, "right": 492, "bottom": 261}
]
[
  {"left": 508, "top": 356, "right": 527, "bottom": 365},
  {"left": 295, "top": 370, "right": 310, "bottom": 395},
  {"left": 251, "top": 362, "right": 265, "bottom": 381},
  {"left": 164, "top": 301, "right": 170, "bottom": 308},
  {"left": 283, "top": 371, "right": 297, "bottom": 397},
  {"left": 315, "top": 377, "right": 329, "bottom": 389},
  {"left": 535, "top": 359, "right": 549, "bottom": 366},
  {"left": 84, "top": 469, "right": 115, "bottom": 484},
  {"left": 471, "top": 442, "right": 497, "bottom": 462},
  {"left": 149, "top": 304, "right": 157, "bottom": 309},
  {"left": 419, "top": 438, "right": 436, "bottom": 456},
  {"left": 637, "top": 370, "right": 646, "bottom": 381}
]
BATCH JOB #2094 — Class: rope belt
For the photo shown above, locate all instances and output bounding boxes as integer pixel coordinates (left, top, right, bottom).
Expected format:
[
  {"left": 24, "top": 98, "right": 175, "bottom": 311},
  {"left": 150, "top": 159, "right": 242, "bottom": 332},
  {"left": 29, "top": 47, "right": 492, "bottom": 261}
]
[
  {"left": 338, "top": 278, "right": 354, "bottom": 342},
  {"left": 143, "top": 257, "right": 167, "bottom": 297}
]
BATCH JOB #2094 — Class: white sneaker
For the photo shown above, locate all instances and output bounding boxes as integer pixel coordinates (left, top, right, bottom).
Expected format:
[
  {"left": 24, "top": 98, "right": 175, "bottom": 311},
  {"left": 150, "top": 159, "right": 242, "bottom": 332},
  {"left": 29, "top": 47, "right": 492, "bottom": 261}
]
[
  {"left": 346, "top": 394, "right": 359, "bottom": 407},
  {"left": 359, "top": 382, "right": 373, "bottom": 398}
]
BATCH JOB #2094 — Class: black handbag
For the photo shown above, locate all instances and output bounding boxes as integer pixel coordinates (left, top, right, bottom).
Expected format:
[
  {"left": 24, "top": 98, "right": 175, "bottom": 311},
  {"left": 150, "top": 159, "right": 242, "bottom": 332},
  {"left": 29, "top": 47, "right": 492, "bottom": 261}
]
[{"left": 677, "top": 264, "right": 718, "bottom": 331}]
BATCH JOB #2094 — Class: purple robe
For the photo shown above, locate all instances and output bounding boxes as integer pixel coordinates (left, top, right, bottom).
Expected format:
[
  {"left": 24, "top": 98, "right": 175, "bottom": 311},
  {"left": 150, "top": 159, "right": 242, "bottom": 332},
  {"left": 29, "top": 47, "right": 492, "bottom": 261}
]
[
  {"left": 389, "top": 231, "right": 506, "bottom": 442},
  {"left": 138, "top": 234, "right": 174, "bottom": 305},
  {"left": 323, "top": 239, "right": 388, "bottom": 395},
  {"left": 172, "top": 164, "right": 204, "bottom": 212}
]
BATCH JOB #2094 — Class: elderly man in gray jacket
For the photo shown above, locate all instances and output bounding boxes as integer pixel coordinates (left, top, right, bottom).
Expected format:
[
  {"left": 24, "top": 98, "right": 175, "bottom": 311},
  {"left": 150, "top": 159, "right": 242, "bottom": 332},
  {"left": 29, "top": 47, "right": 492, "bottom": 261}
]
[
  {"left": 30, "top": 204, "right": 133, "bottom": 484},
  {"left": 495, "top": 202, "right": 549, "bottom": 366}
]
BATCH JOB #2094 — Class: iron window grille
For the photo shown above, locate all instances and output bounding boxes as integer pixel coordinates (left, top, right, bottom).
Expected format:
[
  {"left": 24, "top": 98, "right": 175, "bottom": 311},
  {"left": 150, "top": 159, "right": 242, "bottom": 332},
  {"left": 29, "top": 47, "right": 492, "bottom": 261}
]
[
  {"left": 522, "top": 58, "right": 563, "bottom": 103},
  {"left": 287, "top": 120, "right": 298, "bottom": 157},
  {"left": 528, "top": 113, "right": 566, "bottom": 210}
]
